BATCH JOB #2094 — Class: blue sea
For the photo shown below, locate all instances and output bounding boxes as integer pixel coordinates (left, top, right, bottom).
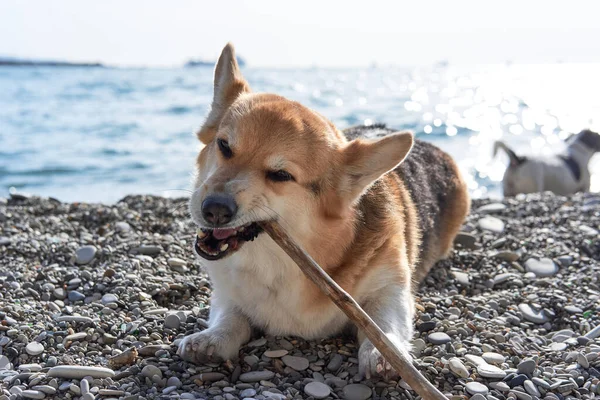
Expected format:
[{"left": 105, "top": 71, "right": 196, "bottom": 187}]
[{"left": 1, "top": 64, "right": 599, "bottom": 203}]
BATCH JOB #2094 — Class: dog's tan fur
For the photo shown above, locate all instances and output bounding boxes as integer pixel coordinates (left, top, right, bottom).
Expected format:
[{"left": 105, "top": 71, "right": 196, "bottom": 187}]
[{"left": 178, "top": 43, "right": 470, "bottom": 379}]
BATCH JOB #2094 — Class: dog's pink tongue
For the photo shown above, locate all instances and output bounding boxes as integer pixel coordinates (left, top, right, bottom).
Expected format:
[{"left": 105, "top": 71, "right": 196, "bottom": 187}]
[{"left": 212, "top": 228, "right": 236, "bottom": 240}]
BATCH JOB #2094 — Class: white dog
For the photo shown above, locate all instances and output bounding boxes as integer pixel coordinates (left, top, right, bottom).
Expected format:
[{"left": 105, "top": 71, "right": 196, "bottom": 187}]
[{"left": 494, "top": 129, "right": 600, "bottom": 196}]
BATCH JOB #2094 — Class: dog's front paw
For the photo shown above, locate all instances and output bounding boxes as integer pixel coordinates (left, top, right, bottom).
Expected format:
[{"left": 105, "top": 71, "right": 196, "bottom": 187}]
[
  {"left": 358, "top": 336, "right": 412, "bottom": 381},
  {"left": 176, "top": 329, "right": 241, "bottom": 364}
]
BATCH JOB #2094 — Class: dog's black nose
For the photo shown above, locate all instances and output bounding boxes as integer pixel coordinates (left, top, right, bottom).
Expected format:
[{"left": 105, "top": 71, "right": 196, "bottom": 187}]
[{"left": 201, "top": 195, "right": 237, "bottom": 225}]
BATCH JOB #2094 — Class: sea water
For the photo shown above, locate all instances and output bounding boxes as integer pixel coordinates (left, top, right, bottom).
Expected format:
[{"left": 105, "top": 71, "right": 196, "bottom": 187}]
[{"left": 1, "top": 63, "right": 599, "bottom": 203}]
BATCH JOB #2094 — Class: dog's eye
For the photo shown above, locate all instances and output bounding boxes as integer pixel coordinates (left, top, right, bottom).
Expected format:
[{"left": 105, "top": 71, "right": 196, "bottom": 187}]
[
  {"left": 217, "top": 138, "right": 233, "bottom": 159},
  {"left": 266, "top": 170, "right": 295, "bottom": 182}
]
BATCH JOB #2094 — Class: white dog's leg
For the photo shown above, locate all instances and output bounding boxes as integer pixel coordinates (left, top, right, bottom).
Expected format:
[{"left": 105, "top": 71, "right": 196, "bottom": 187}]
[
  {"left": 177, "top": 297, "right": 251, "bottom": 363},
  {"left": 357, "top": 284, "right": 414, "bottom": 380}
]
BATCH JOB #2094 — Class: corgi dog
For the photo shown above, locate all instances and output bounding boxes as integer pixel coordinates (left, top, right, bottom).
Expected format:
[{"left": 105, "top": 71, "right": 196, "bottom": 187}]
[
  {"left": 177, "top": 43, "right": 470, "bottom": 379},
  {"left": 494, "top": 129, "right": 600, "bottom": 197}
]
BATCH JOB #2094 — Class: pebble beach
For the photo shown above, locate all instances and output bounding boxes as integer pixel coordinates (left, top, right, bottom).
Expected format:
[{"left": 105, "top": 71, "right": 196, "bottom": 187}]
[{"left": 1, "top": 192, "right": 600, "bottom": 400}]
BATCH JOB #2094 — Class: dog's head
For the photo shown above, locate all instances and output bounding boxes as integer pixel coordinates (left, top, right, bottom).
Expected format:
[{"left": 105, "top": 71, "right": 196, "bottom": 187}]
[
  {"left": 568, "top": 129, "right": 600, "bottom": 153},
  {"left": 189, "top": 43, "right": 413, "bottom": 261}
]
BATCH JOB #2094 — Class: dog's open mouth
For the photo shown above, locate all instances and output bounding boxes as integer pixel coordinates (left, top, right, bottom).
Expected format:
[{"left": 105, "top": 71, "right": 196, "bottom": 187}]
[{"left": 194, "top": 222, "right": 263, "bottom": 260}]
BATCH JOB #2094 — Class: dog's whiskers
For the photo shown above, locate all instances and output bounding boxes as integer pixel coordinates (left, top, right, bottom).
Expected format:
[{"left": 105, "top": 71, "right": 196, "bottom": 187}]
[
  {"left": 169, "top": 201, "right": 191, "bottom": 215},
  {"left": 162, "top": 188, "right": 193, "bottom": 194}
]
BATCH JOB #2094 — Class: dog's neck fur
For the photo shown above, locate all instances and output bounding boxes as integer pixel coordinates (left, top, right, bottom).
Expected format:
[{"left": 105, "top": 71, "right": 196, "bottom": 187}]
[
  {"left": 568, "top": 140, "right": 597, "bottom": 167},
  {"left": 306, "top": 214, "right": 357, "bottom": 271}
]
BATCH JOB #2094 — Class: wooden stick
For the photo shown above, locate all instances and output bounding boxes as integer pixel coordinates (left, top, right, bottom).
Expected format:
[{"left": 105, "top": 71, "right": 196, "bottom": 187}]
[{"left": 259, "top": 221, "right": 446, "bottom": 400}]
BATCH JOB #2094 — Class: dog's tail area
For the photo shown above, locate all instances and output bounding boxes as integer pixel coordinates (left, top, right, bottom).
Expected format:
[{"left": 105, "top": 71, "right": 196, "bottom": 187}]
[{"left": 493, "top": 141, "right": 525, "bottom": 167}]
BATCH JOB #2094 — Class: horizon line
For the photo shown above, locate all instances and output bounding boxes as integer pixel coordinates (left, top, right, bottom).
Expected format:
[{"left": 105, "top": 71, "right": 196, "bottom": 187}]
[{"left": 2, "top": 54, "right": 600, "bottom": 70}]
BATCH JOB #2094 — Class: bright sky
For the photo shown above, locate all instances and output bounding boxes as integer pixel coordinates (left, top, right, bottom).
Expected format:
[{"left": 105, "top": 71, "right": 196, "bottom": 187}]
[{"left": 1, "top": 0, "right": 599, "bottom": 67}]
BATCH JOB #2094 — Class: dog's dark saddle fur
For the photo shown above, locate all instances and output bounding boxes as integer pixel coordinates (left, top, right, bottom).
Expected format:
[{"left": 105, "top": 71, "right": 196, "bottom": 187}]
[
  {"left": 343, "top": 124, "right": 461, "bottom": 267},
  {"left": 560, "top": 155, "right": 581, "bottom": 181}
]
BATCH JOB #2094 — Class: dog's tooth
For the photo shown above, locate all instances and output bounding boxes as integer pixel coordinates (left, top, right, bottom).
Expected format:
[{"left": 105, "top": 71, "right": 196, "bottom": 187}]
[
  {"left": 239, "top": 226, "right": 245, "bottom": 232},
  {"left": 220, "top": 243, "right": 229, "bottom": 251},
  {"left": 196, "top": 229, "right": 206, "bottom": 238}
]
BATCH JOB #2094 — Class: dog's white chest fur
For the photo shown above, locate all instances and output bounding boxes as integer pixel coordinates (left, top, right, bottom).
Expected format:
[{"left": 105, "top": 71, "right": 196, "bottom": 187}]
[{"left": 204, "top": 235, "right": 349, "bottom": 339}]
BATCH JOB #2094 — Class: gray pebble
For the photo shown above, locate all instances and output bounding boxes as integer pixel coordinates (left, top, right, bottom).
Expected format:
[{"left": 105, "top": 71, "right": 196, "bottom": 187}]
[
  {"left": 478, "top": 216, "right": 505, "bottom": 233},
  {"left": 519, "top": 303, "right": 550, "bottom": 324},
  {"left": 454, "top": 232, "right": 477, "bottom": 249},
  {"left": 164, "top": 314, "right": 181, "bottom": 329},
  {"left": 67, "top": 385, "right": 80, "bottom": 396},
  {"left": 142, "top": 364, "right": 162, "bottom": 378},
  {"left": 115, "top": 221, "right": 131, "bottom": 232},
  {"left": 80, "top": 379, "right": 89, "bottom": 394},
  {"left": 282, "top": 355, "right": 309, "bottom": 371},
  {"left": 412, "top": 338, "right": 426, "bottom": 356},
  {"left": 477, "top": 363, "right": 506, "bottom": 379},
  {"left": 512, "top": 390, "right": 532, "bottom": 400},
  {"left": 247, "top": 337, "right": 267, "bottom": 347},
  {"left": 65, "top": 332, "right": 87, "bottom": 342},
  {"left": 101, "top": 293, "right": 119, "bottom": 304},
  {"left": 491, "top": 250, "right": 520, "bottom": 262},
  {"left": 556, "top": 255, "right": 573, "bottom": 266},
  {"left": 21, "top": 390, "right": 45, "bottom": 399},
  {"left": 517, "top": 359, "right": 536, "bottom": 375},
  {"left": 162, "top": 386, "right": 178, "bottom": 394},
  {"left": 525, "top": 257, "right": 558, "bottom": 277},
  {"left": 448, "top": 357, "right": 469, "bottom": 378},
  {"left": 263, "top": 349, "right": 288, "bottom": 358},
  {"left": 524, "top": 380, "right": 540, "bottom": 396},
  {"left": 579, "top": 225, "right": 598, "bottom": 236},
  {"left": 482, "top": 352, "right": 505, "bottom": 364},
  {"left": 196, "top": 372, "right": 226, "bottom": 382},
  {"left": 548, "top": 342, "right": 567, "bottom": 351},
  {"left": 48, "top": 366, "right": 115, "bottom": 379},
  {"left": 466, "top": 382, "right": 489, "bottom": 395},
  {"left": 578, "top": 352, "right": 590, "bottom": 369},
  {"left": 167, "top": 257, "right": 186, "bottom": 267},
  {"left": 477, "top": 203, "right": 507, "bottom": 214},
  {"left": 164, "top": 377, "right": 180, "bottom": 388},
  {"left": 343, "top": 383, "right": 372, "bottom": 400},
  {"left": 0, "top": 355, "right": 10, "bottom": 369},
  {"left": 585, "top": 324, "right": 600, "bottom": 339},
  {"left": 55, "top": 315, "right": 93, "bottom": 324},
  {"left": 67, "top": 291, "right": 85, "bottom": 302},
  {"left": 75, "top": 245, "right": 97, "bottom": 264},
  {"left": 31, "top": 386, "right": 55, "bottom": 395},
  {"left": 25, "top": 342, "right": 44, "bottom": 356},
  {"left": 489, "top": 381, "right": 510, "bottom": 392},
  {"left": 531, "top": 377, "right": 550, "bottom": 390},
  {"left": 240, "top": 388, "right": 256, "bottom": 397},
  {"left": 327, "top": 353, "right": 343, "bottom": 371},
  {"left": 493, "top": 273, "right": 518, "bottom": 285},
  {"left": 452, "top": 271, "right": 470, "bottom": 286},
  {"left": 262, "top": 391, "right": 286, "bottom": 400},
  {"left": 134, "top": 245, "right": 162, "bottom": 255},
  {"left": 304, "top": 381, "right": 331, "bottom": 399},
  {"left": 564, "top": 305, "right": 583, "bottom": 314},
  {"left": 239, "top": 370, "right": 274, "bottom": 382},
  {"left": 428, "top": 332, "right": 451, "bottom": 345},
  {"left": 45, "top": 356, "right": 57, "bottom": 367}
]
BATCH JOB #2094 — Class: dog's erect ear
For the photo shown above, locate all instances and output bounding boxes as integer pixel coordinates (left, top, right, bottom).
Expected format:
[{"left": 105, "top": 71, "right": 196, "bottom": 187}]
[
  {"left": 341, "top": 132, "right": 413, "bottom": 202},
  {"left": 197, "top": 43, "right": 250, "bottom": 144}
]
